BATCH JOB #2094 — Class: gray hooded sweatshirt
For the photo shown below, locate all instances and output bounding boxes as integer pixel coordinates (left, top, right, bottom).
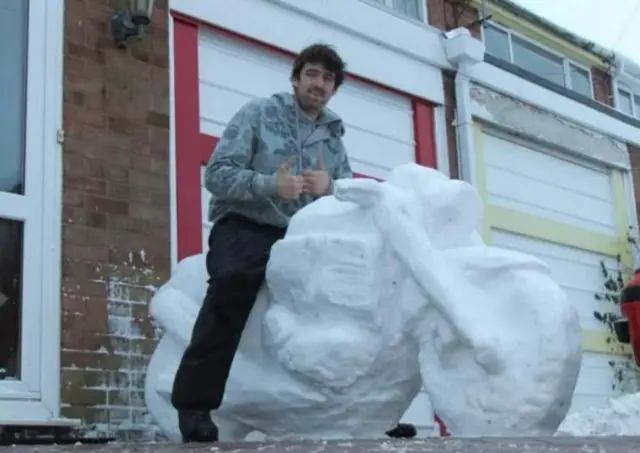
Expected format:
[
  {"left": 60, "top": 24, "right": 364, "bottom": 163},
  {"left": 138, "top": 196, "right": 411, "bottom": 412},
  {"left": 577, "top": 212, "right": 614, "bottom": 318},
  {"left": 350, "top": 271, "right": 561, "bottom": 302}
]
[{"left": 204, "top": 91, "right": 353, "bottom": 228}]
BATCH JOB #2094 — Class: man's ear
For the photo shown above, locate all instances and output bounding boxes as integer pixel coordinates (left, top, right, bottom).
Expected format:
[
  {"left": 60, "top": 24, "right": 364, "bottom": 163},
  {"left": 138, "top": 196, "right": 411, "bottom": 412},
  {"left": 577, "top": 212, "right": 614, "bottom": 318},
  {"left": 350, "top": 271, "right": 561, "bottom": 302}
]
[{"left": 291, "top": 76, "right": 299, "bottom": 90}]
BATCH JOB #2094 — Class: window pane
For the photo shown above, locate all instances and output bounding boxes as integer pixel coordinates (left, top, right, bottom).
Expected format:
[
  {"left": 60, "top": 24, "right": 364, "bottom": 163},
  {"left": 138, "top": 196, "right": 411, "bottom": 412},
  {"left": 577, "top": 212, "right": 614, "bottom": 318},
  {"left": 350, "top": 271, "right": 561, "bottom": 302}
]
[
  {"left": 512, "top": 36, "right": 565, "bottom": 86},
  {"left": 392, "top": 0, "right": 422, "bottom": 19},
  {"left": 484, "top": 24, "right": 511, "bottom": 61},
  {"left": 569, "top": 64, "right": 592, "bottom": 97},
  {"left": 0, "top": 2, "right": 28, "bottom": 195},
  {"left": 634, "top": 95, "right": 640, "bottom": 118},
  {"left": 0, "top": 218, "right": 23, "bottom": 380},
  {"left": 618, "top": 90, "right": 633, "bottom": 115}
]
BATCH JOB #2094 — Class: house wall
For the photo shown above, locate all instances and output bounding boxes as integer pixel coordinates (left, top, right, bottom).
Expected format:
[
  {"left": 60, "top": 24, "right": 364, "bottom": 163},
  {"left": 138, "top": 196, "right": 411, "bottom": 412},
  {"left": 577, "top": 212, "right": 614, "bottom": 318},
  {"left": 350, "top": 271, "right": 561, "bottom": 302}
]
[
  {"left": 60, "top": 0, "right": 170, "bottom": 440},
  {"left": 427, "top": 0, "right": 639, "bottom": 410},
  {"left": 51, "top": 0, "right": 640, "bottom": 438}
]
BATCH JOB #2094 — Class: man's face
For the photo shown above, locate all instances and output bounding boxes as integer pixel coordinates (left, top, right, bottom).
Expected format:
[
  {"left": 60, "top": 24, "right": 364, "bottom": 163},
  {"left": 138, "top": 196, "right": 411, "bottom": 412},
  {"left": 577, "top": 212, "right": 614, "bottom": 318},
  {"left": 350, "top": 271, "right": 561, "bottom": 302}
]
[{"left": 293, "top": 62, "right": 337, "bottom": 113}]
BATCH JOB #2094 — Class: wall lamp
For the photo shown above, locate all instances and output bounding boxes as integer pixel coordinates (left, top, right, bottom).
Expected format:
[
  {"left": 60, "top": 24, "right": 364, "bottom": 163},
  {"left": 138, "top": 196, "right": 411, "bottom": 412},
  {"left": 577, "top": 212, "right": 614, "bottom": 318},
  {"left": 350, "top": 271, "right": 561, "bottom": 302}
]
[{"left": 111, "top": 0, "right": 156, "bottom": 48}]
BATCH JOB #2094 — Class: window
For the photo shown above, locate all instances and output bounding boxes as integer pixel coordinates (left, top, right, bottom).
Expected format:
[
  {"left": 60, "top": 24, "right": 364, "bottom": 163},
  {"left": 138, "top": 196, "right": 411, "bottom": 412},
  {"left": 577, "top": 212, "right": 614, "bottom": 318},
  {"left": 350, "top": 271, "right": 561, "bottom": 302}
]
[
  {"left": 364, "top": 0, "right": 425, "bottom": 21},
  {"left": 484, "top": 23, "right": 594, "bottom": 98},
  {"left": 616, "top": 86, "right": 640, "bottom": 118}
]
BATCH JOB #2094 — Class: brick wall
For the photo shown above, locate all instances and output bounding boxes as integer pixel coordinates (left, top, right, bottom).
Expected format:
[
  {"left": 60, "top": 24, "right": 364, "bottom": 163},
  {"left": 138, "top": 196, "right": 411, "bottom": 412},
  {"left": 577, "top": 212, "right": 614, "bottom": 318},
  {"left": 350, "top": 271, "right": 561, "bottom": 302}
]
[
  {"left": 428, "top": 0, "right": 481, "bottom": 37},
  {"left": 592, "top": 67, "right": 614, "bottom": 107},
  {"left": 61, "top": 0, "right": 170, "bottom": 441}
]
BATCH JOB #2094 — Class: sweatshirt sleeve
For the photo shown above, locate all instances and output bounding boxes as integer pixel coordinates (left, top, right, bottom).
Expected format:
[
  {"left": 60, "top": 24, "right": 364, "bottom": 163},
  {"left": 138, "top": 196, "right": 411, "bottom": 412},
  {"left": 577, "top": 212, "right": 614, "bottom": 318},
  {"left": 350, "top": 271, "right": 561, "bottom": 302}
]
[
  {"left": 203, "top": 100, "right": 279, "bottom": 201},
  {"left": 333, "top": 140, "right": 353, "bottom": 180},
  {"left": 327, "top": 140, "right": 353, "bottom": 195}
]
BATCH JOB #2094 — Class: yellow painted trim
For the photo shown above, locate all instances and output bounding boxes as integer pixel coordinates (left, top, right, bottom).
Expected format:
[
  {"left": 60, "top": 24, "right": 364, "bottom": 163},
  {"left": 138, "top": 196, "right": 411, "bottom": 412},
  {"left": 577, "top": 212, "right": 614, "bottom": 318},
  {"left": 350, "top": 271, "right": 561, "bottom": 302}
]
[
  {"left": 473, "top": 125, "right": 634, "bottom": 356},
  {"left": 489, "top": 205, "right": 625, "bottom": 258},
  {"left": 613, "top": 170, "right": 633, "bottom": 269},
  {"left": 474, "top": 1, "right": 604, "bottom": 69},
  {"left": 472, "top": 124, "right": 492, "bottom": 243},
  {"left": 582, "top": 329, "right": 632, "bottom": 356}
]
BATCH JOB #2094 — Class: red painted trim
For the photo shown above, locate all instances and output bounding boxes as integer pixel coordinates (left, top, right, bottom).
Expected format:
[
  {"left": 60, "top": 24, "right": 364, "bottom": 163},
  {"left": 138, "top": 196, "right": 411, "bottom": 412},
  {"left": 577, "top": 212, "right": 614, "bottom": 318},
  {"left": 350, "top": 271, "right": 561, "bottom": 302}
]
[
  {"left": 434, "top": 413, "right": 450, "bottom": 437},
  {"left": 412, "top": 99, "right": 437, "bottom": 169},
  {"left": 174, "top": 17, "right": 202, "bottom": 261},
  {"left": 200, "top": 134, "right": 219, "bottom": 165}
]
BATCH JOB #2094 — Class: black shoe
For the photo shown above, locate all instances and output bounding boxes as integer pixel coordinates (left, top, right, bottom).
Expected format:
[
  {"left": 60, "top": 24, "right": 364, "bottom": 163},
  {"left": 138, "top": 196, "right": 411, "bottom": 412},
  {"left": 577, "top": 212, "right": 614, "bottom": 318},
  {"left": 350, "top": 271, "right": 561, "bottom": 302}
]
[
  {"left": 385, "top": 423, "right": 417, "bottom": 439},
  {"left": 178, "top": 409, "right": 219, "bottom": 443}
]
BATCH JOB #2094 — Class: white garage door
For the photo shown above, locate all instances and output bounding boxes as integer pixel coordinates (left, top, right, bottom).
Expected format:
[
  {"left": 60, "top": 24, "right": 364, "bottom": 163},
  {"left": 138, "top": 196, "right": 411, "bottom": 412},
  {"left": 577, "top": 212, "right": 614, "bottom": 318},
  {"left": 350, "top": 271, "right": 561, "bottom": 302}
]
[
  {"left": 196, "top": 29, "right": 438, "bottom": 436},
  {"left": 481, "top": 130, "right": 633, "bottom": 413}
]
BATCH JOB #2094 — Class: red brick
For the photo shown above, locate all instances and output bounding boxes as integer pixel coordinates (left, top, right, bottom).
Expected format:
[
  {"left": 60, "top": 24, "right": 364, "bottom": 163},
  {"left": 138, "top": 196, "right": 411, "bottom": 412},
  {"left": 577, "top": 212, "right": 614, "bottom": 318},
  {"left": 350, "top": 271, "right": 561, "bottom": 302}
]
[
  {"left": 428, "top": 0, "right": 481, "bottom": 36},
  {"left": 592, "top": 67, "right": 614, "bottom": 107}
]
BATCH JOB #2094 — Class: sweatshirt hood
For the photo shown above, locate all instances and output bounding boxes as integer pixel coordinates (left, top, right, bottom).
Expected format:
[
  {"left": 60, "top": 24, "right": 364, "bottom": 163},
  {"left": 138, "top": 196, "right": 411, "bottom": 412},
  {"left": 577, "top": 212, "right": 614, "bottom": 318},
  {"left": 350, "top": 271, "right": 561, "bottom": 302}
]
[{"left": 271, "top": 91, "right": 345, "bottom": 137}]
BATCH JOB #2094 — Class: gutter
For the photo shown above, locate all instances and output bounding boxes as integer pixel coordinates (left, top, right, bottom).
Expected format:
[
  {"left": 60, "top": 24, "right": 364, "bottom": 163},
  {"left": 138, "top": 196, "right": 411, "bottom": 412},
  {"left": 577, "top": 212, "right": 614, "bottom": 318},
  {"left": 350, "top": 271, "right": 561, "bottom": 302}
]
[{"left": 484, "top": 0, "right": 640, "bottom": 79}]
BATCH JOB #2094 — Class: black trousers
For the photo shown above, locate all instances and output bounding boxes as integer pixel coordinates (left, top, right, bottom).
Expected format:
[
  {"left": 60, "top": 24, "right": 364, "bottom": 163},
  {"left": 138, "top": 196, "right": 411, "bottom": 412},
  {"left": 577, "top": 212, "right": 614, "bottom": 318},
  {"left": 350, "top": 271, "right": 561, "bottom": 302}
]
[{"left": 171, "top": 214, "right": 287, "bottom": 410}]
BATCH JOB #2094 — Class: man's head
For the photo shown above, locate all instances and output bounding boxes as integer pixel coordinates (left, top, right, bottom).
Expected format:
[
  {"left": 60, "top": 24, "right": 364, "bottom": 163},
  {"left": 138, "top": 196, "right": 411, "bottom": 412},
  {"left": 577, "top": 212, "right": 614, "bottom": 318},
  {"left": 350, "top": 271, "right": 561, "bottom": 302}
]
[{"left": 291, "top": 43, "right": 346, "bottom": 116}]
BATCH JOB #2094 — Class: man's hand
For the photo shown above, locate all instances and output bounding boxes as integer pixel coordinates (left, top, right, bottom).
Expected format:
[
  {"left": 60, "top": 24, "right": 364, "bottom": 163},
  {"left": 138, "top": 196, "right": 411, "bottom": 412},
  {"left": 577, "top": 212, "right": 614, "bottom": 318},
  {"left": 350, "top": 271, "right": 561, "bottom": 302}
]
[
  {"left": 276, "top": 159, "right": 304, "bottom": 200},
  {"left": 302, "top": 154, "right": 331, "bottom": 196}
]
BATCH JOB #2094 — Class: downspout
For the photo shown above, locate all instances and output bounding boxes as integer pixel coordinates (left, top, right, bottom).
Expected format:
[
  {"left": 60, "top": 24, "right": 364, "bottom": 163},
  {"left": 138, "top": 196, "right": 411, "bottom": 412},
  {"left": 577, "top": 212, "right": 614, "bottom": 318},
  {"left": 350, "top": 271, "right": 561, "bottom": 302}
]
[
  {"left": 441, "top": 28, "right": 485, "bottom": 185},
  {"left": 454, "top": 61, "right": 476, "bottom": 186},
  {"left": 441, "top": 28, "right": 485, "bottom": 233}
]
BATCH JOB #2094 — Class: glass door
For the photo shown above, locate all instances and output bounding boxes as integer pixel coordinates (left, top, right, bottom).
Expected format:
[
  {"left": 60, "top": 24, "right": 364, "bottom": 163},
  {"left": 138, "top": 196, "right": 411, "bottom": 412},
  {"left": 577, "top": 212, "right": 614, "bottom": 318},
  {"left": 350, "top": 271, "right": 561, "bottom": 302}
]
[{"left": 0, "top": 0, "right": 47, "bottom": 413}]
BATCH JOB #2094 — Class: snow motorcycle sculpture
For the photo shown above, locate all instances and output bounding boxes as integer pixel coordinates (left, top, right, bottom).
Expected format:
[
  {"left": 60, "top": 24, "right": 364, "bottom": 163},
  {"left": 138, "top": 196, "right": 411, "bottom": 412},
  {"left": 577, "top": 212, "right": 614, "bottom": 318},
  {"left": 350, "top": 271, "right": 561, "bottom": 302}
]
[{"left": 145, "top": 163, "right": 582, "bottom": 441}]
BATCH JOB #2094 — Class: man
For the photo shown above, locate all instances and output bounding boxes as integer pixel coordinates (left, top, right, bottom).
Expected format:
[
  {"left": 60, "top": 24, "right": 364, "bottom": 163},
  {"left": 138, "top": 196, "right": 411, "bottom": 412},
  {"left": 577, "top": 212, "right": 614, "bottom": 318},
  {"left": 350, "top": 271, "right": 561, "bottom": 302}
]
[{"left": 171, "top": 43, "right": 416, "bottom": 443}]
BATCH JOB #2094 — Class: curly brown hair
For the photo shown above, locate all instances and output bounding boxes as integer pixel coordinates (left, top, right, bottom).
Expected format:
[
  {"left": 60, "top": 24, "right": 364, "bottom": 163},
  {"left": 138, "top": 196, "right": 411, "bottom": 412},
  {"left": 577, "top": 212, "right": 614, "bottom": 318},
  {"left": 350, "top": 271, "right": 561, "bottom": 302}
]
[{"left": 291, "top": 43, "right": 347, "bottom": 88}]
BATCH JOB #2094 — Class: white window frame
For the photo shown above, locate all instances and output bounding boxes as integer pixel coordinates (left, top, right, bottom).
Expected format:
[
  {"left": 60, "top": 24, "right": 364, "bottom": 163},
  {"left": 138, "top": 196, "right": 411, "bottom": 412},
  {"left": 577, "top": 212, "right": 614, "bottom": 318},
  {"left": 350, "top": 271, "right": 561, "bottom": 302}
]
[
  {"left": 613, "top": 75, "right": 640, "bottom": 119},
  {"left": 0, "top": 0, "right": 64, "bottom": 423},
  {"left": 614, "top": 85, "right": 636, "bottom": 117},
  {"left": 360, "top": 0, "right": 428, "bottom": 23},
  {"left": 482, "top": 22, "right": 595, "bottom": 99}
]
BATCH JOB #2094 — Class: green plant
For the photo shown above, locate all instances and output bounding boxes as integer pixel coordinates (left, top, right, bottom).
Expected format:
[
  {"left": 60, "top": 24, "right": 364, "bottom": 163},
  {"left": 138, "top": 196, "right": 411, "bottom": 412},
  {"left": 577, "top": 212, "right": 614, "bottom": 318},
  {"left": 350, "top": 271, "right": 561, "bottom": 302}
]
[{"left": 592, "top": 227, "right": 640, "bottom": 392}]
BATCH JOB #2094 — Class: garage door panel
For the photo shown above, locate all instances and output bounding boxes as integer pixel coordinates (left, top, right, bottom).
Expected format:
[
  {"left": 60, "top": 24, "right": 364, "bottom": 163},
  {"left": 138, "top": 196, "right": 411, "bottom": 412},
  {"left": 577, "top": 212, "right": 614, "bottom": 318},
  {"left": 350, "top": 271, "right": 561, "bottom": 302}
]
[
  {"left": 330, "top": 84, "right": 413, "bottom": 143},
  {"left": 487, "top": 167, "right": 616, "bottom": 236},
  {"left": 345, "top": 129, "right": 414, "bottom": 172},
  {"left": 491, "top": 230, "right": 623, "bottom": 409},
  {"left": 483, "top": 133, "right": 617, "bottom": 235},
  {"left": 199, "top": 30, "right": 415, "bottom": 146},
  {"left": 197, "top": 31, "right": 416, "bottom": 181},
  {"left": 570, "top": 351, "right": 630, "bottom": 413},
  {"left": 491, "top": 230, "right": 618, "bottom": 333},
  {"left": 199, "top": 31, "right": 291, "bottom": 94},
  {"left": 193, "top": 28, "right": 431, "bottom": 433},
  {"left": 484, "top": 133, "right": 612, "bottom": 198},
  {"left": 199, "top": 83, "right": 254, "bottom": 136}
]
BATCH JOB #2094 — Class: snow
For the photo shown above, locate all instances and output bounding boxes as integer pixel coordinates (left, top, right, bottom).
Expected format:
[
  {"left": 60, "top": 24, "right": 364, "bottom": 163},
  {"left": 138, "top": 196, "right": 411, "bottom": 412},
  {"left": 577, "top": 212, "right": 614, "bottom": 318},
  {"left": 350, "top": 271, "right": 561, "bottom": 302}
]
[
  {"left": 145, "top": 163, "right": 583, "bottom": 441},
  {"left": 557, "top": 392, "right": 640, "bottom": 436}
]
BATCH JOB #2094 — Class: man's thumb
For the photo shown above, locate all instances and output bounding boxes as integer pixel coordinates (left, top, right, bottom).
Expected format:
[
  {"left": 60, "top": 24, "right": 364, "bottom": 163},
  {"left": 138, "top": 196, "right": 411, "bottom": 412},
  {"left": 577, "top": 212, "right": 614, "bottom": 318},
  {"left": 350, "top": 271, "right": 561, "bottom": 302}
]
[
  {"left": 316, "top": 153, "right": 325, "bottom": 170},
  {"left": 278, "top": 162, "right": 290, "bottom": 173},
  {"left": 279, "top": 156, "right": 295, "bottom": 173}
]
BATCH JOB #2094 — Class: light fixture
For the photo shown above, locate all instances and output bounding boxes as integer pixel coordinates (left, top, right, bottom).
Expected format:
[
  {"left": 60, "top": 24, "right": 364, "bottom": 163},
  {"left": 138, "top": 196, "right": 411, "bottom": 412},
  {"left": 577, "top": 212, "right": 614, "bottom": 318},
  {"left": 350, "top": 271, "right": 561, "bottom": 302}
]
[{"left": 111, "top": 0, "right": 156, "bottom": 48}]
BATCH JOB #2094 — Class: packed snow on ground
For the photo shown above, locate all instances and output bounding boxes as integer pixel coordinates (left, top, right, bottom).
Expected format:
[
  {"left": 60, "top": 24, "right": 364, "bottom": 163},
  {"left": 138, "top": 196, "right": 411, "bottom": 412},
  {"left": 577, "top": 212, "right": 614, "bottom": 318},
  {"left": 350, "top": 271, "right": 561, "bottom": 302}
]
[{"left": 557, "top": 392, "right": 640, "bottom": 436}]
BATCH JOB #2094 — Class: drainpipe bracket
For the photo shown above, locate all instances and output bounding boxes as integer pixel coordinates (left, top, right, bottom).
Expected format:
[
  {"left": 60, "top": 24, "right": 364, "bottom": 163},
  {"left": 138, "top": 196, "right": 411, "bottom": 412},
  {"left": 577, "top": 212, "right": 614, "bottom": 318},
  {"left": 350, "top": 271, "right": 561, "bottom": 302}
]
[{"left": 442, "top": 27, "right": 485, "bottom": 70}]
